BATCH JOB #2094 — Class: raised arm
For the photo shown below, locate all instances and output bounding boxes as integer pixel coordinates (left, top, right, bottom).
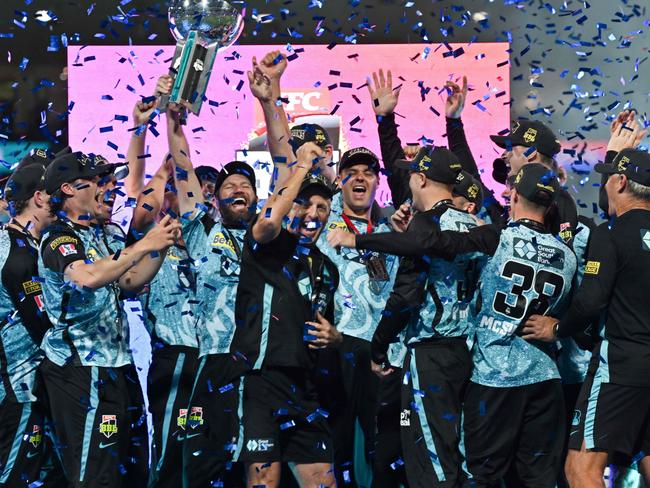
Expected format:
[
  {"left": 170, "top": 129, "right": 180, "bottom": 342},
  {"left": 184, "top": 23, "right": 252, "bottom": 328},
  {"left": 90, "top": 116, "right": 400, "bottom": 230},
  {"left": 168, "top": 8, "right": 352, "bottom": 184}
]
[
  {"left": 252, "top": 142, "right": 321, "bottom": 244},
  {"left": 167, "top": 108, "right": 203, "bottom": 219},
  {"left": 368, "top": 69, "right": 410, "bottom": 208},
  {"left": 248, "top": 52, "right": 295, "bottom": 191},
  {"left": 123, "top": 75, "right": 171, "bottom": 198},
  {"left": 130, "top": 155, "right": 173, "bottom": 233}
]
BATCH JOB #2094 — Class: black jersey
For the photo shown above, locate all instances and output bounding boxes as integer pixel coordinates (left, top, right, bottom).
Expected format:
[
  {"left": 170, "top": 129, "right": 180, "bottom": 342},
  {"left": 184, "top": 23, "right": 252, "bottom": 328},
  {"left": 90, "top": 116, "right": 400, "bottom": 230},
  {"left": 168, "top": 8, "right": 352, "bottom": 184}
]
[
  {"left": 558, "top": 210, "right": 650, "bottom": 387},
  {"left": 230, "top": 224, "right": 339, "bottom": 370}
]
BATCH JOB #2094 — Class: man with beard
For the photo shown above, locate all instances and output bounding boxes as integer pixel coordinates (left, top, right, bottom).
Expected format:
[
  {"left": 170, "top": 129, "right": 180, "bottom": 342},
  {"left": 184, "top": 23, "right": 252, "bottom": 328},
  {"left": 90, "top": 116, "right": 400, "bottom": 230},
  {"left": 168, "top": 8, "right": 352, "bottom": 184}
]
[
  {"left": 0, "top": 156, "right": 66, "bottom": 487},
  {"left": 36, "top": 151, "right": 180, "bottom": 487},
  {"left": 230, "top": 142, "right": 341, "bottom": 488},
  {"left": 164, "top": 105, "right": 257, "bottom": 487}
]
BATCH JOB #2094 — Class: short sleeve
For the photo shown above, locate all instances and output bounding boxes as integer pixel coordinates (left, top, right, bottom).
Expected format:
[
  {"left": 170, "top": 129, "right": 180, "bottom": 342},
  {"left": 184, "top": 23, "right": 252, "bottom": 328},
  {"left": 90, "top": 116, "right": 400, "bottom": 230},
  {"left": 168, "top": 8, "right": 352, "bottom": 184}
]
[{"left": 41, "top": 230, "right": 87, "bottom": 273}]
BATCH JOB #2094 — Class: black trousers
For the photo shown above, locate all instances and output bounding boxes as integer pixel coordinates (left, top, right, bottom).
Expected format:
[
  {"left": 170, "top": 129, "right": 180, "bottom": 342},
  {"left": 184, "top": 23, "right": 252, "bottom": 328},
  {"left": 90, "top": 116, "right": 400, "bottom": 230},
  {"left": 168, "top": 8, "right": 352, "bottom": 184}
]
[{"left": 38, "top": 358, "right": 149, "bottom": 488}]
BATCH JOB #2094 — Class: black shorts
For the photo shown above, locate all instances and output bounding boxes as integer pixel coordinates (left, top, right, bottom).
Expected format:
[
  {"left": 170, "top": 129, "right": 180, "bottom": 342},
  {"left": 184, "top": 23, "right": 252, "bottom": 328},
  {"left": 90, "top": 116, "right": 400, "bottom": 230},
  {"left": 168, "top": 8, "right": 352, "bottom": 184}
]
[
  {"left": 568, "top": 363, "right": 650, "bottom": 464},
  {"left": 401, "top": 339, "right": 472, "bottom": 488},
  {"left": 147, "top": 345, "right": 200, "bottom": 488},
  {"left": 182, "top": 353, "right": 245, "bottom": 488},
  {"left": 463, "top": 380, "right": 565, "bottom": 488},
  {"left": 38, "top": 358, "right": 149, "bottom": 488},
  {"left": 239, "top": 366, "right": 332, "bottom": 465}
]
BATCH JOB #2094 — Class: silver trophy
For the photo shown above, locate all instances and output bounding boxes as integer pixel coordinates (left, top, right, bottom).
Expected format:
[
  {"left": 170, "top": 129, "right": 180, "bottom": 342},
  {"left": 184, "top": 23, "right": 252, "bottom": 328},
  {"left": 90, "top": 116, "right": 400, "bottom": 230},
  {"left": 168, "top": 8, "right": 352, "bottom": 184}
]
[{"left": 164, "top": 0, "right": 244, "bottom": 116}]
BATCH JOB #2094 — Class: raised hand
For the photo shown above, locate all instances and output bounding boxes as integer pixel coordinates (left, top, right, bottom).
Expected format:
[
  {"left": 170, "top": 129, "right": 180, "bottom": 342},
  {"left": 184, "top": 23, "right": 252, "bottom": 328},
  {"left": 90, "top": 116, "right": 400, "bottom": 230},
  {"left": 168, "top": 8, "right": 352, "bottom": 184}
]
[
  {"left": 367, "top": 69, "right": 401, "bottom": 117},
  {"left": 140, "top": 214, "right": 181, "bottom": 252},
  {"left": 295, "top": 141, "right": 324, "bottom": 169},
  {"left": 607, "top": 114, "right": 647, "bottom": 153},
  {"left": 133, "top": 99, "right": 158, "bottom": 127},
  {"left": 258, "top": 50, "right": 287, "bottom": 82},
  {"left": 610, "top": 110, "right": 633, "bottom": 136},
  {"left": 247, "top": 56, "right": 273, "bottom": 103},
  {"left": 445, "top": 76, "right": 468, "bottom": 119}
]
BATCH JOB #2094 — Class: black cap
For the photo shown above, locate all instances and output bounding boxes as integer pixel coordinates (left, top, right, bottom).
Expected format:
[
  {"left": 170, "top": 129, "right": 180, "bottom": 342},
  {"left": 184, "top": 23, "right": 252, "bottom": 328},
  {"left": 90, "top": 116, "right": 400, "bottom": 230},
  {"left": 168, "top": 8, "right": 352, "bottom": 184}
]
[
  {"left": 214, "top": 161, "right": 257, "bottom": 193},
  {"left": 453, "top": 171, "right": 484, "bottom": 207},
  {"left": 490, "top": 120, "right": 561, "bottom": 158},
  {"left": 90, "top": 154, "right": 129, "bottom": 181},
  {"left": 595, "top": 148, "right": 650, "bottom": 187},
  {"left": 290, "top": 123, "right": 331, "bottom": 152},
  {"left": 44, "top": 152, "right": 109, "bottom": 194},
  {"left": 338, "top": 147, "right": 380, "bottom": 174},
  {"left": 195, "top": 165, "right": 219, "bottom": 183},
  {"left": 298, "top": 172, "right": 336, "bottom": 200},
  {"left": 510, "top": 163, "right": 559, "bottom": 207},
  {"left": 394, "top": 146, "right": 462, "bottom": 185},
  {"left": 4, "top": 164, "right": 47, "bottom": 202}
]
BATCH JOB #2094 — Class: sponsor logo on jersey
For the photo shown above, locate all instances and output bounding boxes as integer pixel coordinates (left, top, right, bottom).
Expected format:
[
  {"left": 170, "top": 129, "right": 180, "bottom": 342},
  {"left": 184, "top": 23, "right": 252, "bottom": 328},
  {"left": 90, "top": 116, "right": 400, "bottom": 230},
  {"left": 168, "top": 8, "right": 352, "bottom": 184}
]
[
  {"left": 22, "top": 280, "right": 42, "bottom": 295},
  {"left": 86, "top": 248, "right": 100, "bottom": 262},
  {"left": 58, "top": 244, "right": 77, "bottom": 256},
  {"left": 177, "top": 408, "right": 188, "bottom": 430},
  {"left": 100, "top": 415, "right": 118, "bottom": 438},
  {"left": 327, "top": 221, "right": 348, "bottom": 231},
  {"left": 559, "top": 222, "right": 573, "bottom": 243},
  {"left": 584, "top": 261, "right": 600, "bottom": 275},
  {"left": 29, "top": 425, "right": 42, "bottom": 448},
  {"left": 188, "top": 406, "right": 203, "bottom": 429},
  {"left": 211, "top": 232, "right": 235, "bottom": 253},
  {"left": 400, "top": 409, "right": 411, "bottom": 427},
  {"left": 246, "top": 438, "right": 275, "bottom": 452},
  {"left": 513, "top": 238, "right": 564, "bottom": 269},
  {"left": 34, "top": 294, "right": 45, "bottom": 312},
  {"left": 49, "top": 235, "right": 78, "bottom": 250}
]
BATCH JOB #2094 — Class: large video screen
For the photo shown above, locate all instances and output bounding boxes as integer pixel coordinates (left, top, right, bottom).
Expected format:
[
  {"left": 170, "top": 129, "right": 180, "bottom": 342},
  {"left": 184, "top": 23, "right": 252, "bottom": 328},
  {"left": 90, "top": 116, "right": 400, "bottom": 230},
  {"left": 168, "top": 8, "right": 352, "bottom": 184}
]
[{"left": 68, "top": 43, "right": 510, "bottom": 204}]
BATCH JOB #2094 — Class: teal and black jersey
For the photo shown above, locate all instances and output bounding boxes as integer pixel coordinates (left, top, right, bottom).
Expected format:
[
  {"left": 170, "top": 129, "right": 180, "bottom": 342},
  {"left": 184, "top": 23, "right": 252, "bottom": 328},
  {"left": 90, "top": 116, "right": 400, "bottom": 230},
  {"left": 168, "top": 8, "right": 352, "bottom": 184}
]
[
  {"left": 470, "top": 222, "right": 577, "bottom": 387},
  {"left": 318, "top": 196, "right": 405, "bottom": 365},
  {"left": 363, "top": 202, "right": 483, "bottom": 364},
  {"left": 139, "top": 243, "right": 199, "bottom": 349},
  {"left": 0, "top": 226, "right": 49, "bottom": 404},
  {"left": 182, "top": 210, "right": 246, "bottom": 357},
  {"left": 358, "top": 219, "right": 576, "bottom": 383},
  {"left": 38, "top": 220, "right": 131, "bottom": 367}
]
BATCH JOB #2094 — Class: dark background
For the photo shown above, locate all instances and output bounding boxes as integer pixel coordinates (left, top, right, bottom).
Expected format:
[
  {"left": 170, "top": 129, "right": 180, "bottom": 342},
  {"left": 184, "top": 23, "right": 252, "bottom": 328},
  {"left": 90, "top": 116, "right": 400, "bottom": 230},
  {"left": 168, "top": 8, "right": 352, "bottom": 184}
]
[{"left": 0, "top": 0, "right": 647, "bottom": 152}]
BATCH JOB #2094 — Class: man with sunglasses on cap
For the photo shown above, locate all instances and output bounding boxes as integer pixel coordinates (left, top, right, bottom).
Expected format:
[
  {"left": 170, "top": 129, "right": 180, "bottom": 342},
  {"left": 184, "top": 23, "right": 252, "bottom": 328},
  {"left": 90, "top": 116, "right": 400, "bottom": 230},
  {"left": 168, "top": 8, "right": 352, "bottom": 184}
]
[
  {"left": 36, "top": 151, "right": 180, "bottom": 487},
  {"left": 229, "top": 142, "right": 341, "bottom": 488},
  {"left": 164, "top": 107, "right": 258, "bottom": 487},
  {"left": 328, "top": 145, "right": 484, "bottom": 487},
  {"left": 0, "top": 155, "right": 66, "bottom": 487},
  {"left": 330, "top": 163, "right": 577, "bottom": 487}
]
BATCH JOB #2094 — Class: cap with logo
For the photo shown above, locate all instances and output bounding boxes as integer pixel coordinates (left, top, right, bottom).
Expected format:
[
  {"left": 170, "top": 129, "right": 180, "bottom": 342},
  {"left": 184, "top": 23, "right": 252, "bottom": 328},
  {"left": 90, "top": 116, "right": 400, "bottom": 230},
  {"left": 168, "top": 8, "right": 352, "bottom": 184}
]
[
  {"left": 44, "top": 152, "right": 111, "bottom": 194},
  {"left": 4, "top": 164, "right": 47, "bottom": 202},
  {"left": 298, "top": 172, "right": 336, "bottom": 200},
  {"left": 453, "top": 170, "right": 484, "bottom": 207},
  {"left": 214, "top": 161, "right": 257, "bottom": 193},
  {"left": 394, "top": 146, "right": 462, "bottom": 185},
  {"left": 595, "top": 148, "right": 650, "bottom": 187},
  {"left": 289, "top": 123, "right": 331, "bottom": 152},
  {"left": 91, "top": 154, "right": 130, "bottom": 181},
  {"left": 195, "top": 165, "right": 219, "bottom": 184},
  {"left": 510, "top": 163, "right": 559, "bottom": 207},
  {"left": 338, "top": 147, "right": 380, "bottom": 174},
  {"left": 490, "top": 120, "right": 561, "bottom": 158}
]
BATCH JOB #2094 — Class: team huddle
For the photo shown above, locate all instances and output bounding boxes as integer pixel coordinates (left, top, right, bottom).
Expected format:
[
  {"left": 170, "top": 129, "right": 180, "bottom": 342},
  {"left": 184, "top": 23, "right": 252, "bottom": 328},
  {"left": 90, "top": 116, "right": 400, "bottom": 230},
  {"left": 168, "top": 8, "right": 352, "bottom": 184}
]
[{"left": 1, "top": 50, "right": 649, "bottom": 488}]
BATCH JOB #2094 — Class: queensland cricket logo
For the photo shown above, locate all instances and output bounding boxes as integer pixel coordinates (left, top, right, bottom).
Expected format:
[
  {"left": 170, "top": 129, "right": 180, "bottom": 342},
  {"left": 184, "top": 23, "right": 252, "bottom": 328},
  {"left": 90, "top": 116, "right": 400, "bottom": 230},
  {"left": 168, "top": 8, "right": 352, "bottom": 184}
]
[
  {"left": 523, "top": 128, "right": 537, "bottom": 144},
  {"left": 100, "top": 415, "right": 118, "bottom": 438}
]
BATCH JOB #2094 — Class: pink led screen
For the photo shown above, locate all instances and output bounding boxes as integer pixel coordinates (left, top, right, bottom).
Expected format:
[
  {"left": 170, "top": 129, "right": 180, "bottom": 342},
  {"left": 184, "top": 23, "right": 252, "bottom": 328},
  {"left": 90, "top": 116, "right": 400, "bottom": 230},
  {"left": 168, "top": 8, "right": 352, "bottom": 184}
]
[{"left": 67, "top": 43, "right": 510, "bottom": 205}]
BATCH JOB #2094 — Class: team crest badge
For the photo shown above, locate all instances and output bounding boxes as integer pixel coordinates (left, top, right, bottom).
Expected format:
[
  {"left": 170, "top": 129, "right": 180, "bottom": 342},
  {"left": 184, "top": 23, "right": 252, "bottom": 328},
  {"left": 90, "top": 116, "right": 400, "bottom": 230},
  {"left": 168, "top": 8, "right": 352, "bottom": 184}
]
[
  {"left": 177, "top": 409, "right": 188, "bottom": 430},
  {"left": 189, "top": 406, "right": 203, "bottom": 429},
  {"left": 100, "top": 415, "right": 118, "bottom": 438},
  {"left": 523, "top": 128, "right": 537, "bottom": 143},
  {"left": 29, "top": 425, "right": 42, "bottom": 448}
]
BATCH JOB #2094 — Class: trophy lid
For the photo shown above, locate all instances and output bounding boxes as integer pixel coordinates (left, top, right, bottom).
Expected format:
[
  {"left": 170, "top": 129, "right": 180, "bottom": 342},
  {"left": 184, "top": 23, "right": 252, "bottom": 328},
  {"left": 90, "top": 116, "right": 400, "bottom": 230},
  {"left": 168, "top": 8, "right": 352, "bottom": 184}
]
[{"left": 168, "top": 0, "right": 244, "bottom": 49}]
